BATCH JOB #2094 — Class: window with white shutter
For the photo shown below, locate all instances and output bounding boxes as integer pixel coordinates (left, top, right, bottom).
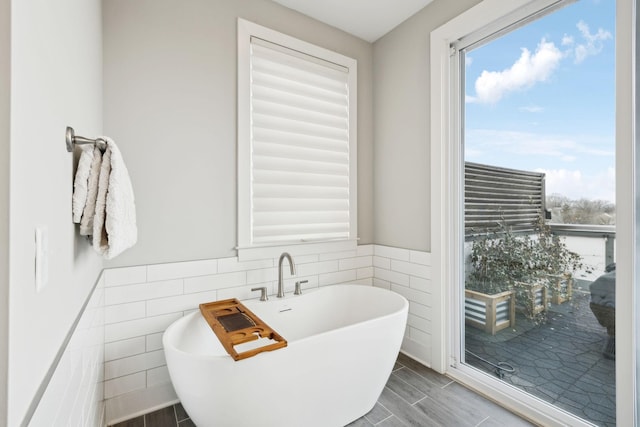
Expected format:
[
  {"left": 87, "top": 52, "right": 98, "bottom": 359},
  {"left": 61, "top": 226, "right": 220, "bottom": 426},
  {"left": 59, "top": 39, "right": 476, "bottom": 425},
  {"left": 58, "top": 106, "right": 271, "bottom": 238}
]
[{"left": 237, "top": 19, "right": 357, "bottom": 259}]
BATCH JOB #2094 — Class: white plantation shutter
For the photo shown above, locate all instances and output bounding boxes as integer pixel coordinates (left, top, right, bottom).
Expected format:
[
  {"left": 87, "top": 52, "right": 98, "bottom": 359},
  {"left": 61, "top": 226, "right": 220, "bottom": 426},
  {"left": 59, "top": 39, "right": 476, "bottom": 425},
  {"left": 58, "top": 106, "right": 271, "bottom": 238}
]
[
  {"left": 250, "top": 38, "right": 350, "bottom": 244},
  {"left": 238, "top": 20, "right": 357, "bottom": 253}
]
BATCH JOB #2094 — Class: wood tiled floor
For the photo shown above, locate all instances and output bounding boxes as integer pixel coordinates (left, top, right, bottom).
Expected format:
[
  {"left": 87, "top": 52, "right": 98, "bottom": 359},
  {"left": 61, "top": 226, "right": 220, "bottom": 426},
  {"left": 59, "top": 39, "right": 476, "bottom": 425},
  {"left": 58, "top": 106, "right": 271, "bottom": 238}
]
[{"left": 111, "top": 353, "right": 533, "bottom": 427}]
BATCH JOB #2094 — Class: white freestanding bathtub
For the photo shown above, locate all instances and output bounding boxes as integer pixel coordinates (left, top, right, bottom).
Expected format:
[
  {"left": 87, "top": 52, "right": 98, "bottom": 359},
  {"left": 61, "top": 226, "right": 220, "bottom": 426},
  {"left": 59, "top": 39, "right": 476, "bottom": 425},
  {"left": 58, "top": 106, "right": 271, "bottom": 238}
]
[{"left": 163, "top": 284, "right": 408, "bottom": 427}]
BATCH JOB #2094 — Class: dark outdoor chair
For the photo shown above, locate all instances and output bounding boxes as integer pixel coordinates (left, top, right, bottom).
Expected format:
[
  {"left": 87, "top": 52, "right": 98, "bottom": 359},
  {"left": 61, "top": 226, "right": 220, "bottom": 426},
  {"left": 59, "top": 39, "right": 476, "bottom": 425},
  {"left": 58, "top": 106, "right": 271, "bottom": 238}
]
[{"left": 589, "top": 263, "right": 616, "bottom": 360}]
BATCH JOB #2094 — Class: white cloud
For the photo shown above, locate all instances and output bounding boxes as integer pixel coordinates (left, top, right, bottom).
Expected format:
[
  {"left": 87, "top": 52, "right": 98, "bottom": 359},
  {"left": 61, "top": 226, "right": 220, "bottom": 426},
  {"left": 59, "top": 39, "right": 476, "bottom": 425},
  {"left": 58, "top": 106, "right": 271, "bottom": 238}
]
[
  {"left": 573, "top": 20, "right": 612, "bottom": 63},
  {"left": 465, "top": 128, "right": 615, "bottom": 201},
  {"left": 536, "top": 167, "right": 615, "bottom": 201},
  {"left": 466, "top": 129, "right": 579, "bottom": 159},
  {"left": 467, "top": 21, "right": 611, "bottom": 105},
  {"left": 468, "top": 39, "right": 562, "bottom": 104},
  {"left": 562, "top": 34, "right": 574, "bottom": 46},
  {"left": 465, "top": 129, "right": 614, "bottom": 162},
  {"left": 519, "top": 105, "right": 544, "bottom": 113},
  {"left": 466, "top": 56, "right": 473, "bottom": 67}
]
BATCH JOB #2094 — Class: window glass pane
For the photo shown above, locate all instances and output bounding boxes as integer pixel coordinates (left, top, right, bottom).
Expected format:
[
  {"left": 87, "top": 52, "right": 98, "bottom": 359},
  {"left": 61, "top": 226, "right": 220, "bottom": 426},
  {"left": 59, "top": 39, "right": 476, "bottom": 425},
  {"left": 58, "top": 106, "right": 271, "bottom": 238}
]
[{"left": 462, "top": 1, "right": 616, "bottom": 425}]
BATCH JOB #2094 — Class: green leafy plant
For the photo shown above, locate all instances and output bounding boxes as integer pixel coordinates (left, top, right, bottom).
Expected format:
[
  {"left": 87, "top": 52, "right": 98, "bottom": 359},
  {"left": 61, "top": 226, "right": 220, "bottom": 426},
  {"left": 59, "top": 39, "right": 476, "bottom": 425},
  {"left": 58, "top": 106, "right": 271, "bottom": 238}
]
[{"left": 467, "top": 217, "right": 583, "bottom": 320}]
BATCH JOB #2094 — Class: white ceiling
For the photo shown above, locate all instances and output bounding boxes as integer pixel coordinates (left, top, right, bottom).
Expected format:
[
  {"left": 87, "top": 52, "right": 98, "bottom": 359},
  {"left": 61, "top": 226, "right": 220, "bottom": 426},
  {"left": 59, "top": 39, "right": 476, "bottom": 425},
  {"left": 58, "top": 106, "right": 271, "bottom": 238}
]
[{"left": 270, "top": 0, "right": 434, "bottom": 43}]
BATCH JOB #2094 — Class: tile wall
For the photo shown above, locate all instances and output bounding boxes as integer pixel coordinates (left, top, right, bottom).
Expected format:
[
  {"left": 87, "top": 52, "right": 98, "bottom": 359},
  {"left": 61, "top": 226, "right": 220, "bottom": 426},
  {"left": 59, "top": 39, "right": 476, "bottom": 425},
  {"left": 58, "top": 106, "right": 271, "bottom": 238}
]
[
  {"left": 30, "top": 244, "right": 433, "bottom": 426},
  {"left": 371, "top": 246, "right": 433, "bottom": 366},
  {"left": 29, "top": 275, "right": 105, "bottom": 427}
]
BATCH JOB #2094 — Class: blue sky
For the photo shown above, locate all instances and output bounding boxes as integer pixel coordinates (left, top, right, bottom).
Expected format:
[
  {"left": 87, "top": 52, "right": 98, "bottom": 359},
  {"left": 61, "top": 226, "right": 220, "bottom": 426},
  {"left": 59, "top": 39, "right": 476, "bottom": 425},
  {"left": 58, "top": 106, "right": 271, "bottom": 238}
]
[{"left": 464, "top": 0, "right": 615, "bottom": 202}]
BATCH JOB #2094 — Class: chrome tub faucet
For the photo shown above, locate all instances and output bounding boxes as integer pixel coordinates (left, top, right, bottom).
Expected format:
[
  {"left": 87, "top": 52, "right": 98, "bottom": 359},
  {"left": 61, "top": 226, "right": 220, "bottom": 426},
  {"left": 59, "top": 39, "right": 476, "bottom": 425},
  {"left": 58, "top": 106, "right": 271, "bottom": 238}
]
[{"left": 278, "top": 252, "right": 295, "bottom": 298}]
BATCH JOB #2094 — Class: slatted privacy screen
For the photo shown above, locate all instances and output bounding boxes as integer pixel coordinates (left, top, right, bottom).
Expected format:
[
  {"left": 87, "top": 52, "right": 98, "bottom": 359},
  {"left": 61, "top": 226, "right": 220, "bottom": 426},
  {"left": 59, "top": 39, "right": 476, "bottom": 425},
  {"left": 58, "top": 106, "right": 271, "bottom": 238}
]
[
  {"left": 249, "top": 37, "right": 351, "bottom": 244},
  {"left": 465, "top": 162, "right": 546, "bottom": 238}
]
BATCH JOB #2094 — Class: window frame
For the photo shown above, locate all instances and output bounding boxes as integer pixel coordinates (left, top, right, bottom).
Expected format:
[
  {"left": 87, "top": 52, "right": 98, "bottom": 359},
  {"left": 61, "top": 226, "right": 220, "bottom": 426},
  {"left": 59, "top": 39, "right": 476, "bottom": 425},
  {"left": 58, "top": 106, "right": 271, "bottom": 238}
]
[{"left": 237, "top": 19, "right": 358, "bottom": 260}]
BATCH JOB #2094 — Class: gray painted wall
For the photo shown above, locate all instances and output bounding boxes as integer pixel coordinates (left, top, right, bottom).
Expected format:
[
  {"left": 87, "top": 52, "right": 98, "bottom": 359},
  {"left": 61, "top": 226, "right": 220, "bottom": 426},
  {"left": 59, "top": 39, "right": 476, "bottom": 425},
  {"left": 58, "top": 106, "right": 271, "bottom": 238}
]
[
  {"left": 372, "top": 0, "right": 481, "bottom": 252},
  {"left": 103, "top": 0, "right": 374, "bottom": 267},
  {"left": 8, "top": 0, "right": 104, "bottom": 424}
]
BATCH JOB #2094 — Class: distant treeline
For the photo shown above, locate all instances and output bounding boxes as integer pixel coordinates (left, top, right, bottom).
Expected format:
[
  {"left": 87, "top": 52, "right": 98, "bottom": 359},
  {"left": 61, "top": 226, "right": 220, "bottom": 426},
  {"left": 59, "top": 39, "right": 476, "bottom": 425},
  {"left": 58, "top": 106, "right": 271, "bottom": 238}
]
[{"left": 547, "top": 194, "right": 615, "bottom": 225}]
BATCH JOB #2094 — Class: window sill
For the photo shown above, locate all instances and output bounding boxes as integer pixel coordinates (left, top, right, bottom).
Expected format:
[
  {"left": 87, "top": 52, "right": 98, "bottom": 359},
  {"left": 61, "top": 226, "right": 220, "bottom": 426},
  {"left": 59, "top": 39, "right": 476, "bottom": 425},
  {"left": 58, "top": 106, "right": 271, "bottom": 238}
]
[{"left": 237, "top": 239, "right": 358, "bottom": 262}]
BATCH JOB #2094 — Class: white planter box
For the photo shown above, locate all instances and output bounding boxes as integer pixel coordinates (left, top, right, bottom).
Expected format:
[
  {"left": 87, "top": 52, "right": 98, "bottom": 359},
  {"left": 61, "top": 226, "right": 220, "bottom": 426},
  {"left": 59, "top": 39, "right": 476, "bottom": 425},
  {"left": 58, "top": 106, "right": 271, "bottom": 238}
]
[{"left": 465, "top": 289, "right": 516, "bottom": 335}]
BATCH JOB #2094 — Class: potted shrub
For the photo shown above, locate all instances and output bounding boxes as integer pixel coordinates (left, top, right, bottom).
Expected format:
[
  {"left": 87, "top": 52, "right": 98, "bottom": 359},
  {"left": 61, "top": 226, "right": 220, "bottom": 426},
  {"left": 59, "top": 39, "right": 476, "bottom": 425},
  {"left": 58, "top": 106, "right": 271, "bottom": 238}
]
[
  {"left": 532, "top": 220, "right": 582, "bottom": 304},
  {"left": 466, "top": 217, "right": 583, "bottom": 329}
]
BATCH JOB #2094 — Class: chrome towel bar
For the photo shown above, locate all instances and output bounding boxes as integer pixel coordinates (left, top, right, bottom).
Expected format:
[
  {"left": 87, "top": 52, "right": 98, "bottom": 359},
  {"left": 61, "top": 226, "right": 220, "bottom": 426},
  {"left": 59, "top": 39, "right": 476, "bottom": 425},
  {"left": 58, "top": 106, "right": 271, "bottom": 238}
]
[{"left": 65, "top": 126, "right": 107, "bottom": 152}]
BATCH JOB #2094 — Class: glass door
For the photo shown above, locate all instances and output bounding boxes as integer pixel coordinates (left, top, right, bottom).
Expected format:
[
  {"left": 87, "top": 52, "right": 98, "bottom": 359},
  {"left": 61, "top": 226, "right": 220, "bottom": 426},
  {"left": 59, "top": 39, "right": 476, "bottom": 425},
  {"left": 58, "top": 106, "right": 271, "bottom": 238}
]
[{"left": 459, "top": 2, "right": 616, "bottom": 425}]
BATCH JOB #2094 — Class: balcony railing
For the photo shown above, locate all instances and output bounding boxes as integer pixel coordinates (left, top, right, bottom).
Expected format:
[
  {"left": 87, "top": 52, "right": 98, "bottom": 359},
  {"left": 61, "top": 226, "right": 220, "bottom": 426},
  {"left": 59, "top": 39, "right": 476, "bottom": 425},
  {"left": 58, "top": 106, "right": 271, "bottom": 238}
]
[
  {"left": 464, "top": 162, "right": 615, "bottom": 279},
  {"left": 550, "top": 223, "right": 615, "bottom": 280}
]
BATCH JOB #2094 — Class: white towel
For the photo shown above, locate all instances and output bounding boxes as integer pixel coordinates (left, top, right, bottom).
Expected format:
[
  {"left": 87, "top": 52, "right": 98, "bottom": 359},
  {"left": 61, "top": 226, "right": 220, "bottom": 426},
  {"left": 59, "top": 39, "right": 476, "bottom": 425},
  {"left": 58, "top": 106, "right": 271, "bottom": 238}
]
[
  {"left": 92, "top": 146, "right": 111, "bottom": 255},
  {"left": 80, "top": 146, "right": 103, "bottom": 236},
  {"left": 71, "top": 146, "right": 94, "bottom": 223},
  {"left": 92, "top": 137, "right": 137, "bottom": 259}
]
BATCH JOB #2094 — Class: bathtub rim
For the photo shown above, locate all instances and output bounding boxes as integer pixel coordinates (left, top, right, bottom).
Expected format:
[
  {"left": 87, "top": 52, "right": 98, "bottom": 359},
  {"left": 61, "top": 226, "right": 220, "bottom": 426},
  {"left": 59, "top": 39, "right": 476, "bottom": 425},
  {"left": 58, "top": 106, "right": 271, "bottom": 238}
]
[{"left": 163, "top": 283, "right": 409, "bottom": 361}]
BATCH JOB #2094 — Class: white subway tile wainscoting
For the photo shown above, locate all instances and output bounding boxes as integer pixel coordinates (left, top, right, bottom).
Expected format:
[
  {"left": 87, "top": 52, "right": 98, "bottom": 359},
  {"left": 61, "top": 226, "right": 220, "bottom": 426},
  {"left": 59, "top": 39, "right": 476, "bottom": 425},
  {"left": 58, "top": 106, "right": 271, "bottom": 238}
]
[
  {"left": 29, "top": 275, "right": 105, "bottom": 426},
  {"left": 372, "top": 247, "right": 433, "bottom": 365}
]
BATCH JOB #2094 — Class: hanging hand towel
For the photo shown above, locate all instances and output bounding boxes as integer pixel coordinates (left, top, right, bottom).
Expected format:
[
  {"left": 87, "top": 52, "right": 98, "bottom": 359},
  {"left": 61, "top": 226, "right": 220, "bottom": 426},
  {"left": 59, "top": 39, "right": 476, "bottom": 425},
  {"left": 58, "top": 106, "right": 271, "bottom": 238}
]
[
  {"left": 93, "top": 137, "right": 137, "bottom": 259},
  {"left": 80, "top": 146, "right": 103, "bottom": 235},
  {"left": 71, "top": 145, "right": 94, "bottom": 223},
  {"left": 93, "top": 146, "right": 111, "bottom": 255}
]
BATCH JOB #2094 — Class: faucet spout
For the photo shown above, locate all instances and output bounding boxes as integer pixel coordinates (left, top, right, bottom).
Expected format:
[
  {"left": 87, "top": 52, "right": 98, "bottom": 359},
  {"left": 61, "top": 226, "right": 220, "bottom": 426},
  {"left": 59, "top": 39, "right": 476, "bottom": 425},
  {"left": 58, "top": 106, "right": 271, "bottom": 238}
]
[{"left": 277, "top": 252, "right": 295, "bottom": 298}]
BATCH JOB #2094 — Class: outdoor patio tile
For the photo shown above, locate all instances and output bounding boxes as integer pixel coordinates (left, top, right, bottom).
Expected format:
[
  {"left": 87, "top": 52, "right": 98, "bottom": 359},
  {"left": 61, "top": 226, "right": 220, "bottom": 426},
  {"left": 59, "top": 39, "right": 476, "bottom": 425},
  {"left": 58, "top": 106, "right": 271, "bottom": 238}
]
[
  {"left": 548, "top": 370, "right": 583, "bottom": 385},
  {"left": 568, "top": 388, "right": 593, "bottom": 402},
  {"left": 573, "top": 377, "right": 611, "bottom": 394},
  {"left": 591, "top": 385, "right": 616, "bottom": 398},
  {"left": 533, "top": 358, "right": 563, "bottom": 369},
  {"left": 509, "top": 375, "right": 538, "bottom": 389},
  {"left": 582, "top": 404, "right": 616, "bottom": 427},
  {"left": 514, "top": 367, "right": 550, "bottom": 385},
  {"left": 587, "top": 392, "right": 616, "bottom": 408},
  {"left": 530, "top": 385, "right": 561, "bottom": 401},
  {"left": 537, "top": 367, "right": 561, "bottom": 380},
  {"left": 505, "top": 349, "right": 535, "bottom": 362},
  {"left": 521, "top": 386, "right": 543, "bottom": 398},
  {"left": 555, "top": 395, "right": 585, "bottom": 413},
  {"left": 464, "top": 290, "right": 615, "bottom": 427},
  {"left": 539, "top": 349, "right": 562, "bottom": 362},
  {"left": 587, "top": 367, "right": 616, "bottom": 383},
  {"left": 592, "top": 358, "right": 616, "bottom": 370}
]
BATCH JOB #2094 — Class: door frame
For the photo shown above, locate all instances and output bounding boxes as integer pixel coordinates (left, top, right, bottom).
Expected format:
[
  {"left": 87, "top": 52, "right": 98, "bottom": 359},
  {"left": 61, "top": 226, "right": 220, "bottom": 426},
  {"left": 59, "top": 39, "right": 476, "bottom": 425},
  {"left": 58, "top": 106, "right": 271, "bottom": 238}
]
[{"left": 429, "top": 0, "right": 636, "bottom": 425}]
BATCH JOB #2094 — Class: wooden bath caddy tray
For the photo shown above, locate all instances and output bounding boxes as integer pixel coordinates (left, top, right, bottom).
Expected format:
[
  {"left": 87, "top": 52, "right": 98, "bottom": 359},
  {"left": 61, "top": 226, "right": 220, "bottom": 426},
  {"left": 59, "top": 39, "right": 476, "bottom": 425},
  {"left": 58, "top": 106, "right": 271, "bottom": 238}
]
[{"left": 199, "top": 298, "right": 287, "bottom": 361}]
